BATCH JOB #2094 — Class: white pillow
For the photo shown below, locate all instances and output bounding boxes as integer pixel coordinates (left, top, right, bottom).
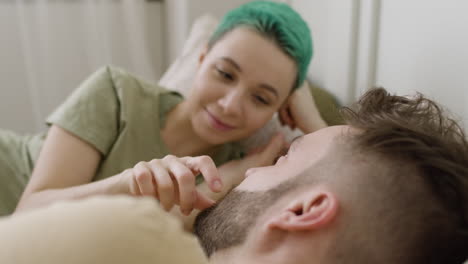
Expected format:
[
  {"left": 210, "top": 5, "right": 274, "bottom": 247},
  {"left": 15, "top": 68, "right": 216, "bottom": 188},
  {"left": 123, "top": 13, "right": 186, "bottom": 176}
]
[{"left": 159, "top": 14, "right": 302, "bottom": 152}]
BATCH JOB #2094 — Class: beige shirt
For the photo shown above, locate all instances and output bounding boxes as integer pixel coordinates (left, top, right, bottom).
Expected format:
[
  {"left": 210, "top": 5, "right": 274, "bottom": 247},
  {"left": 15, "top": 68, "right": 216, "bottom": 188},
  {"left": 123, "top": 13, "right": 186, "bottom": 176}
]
[{"left": 0, "top": 196, "right": 210, "bottom": 264}]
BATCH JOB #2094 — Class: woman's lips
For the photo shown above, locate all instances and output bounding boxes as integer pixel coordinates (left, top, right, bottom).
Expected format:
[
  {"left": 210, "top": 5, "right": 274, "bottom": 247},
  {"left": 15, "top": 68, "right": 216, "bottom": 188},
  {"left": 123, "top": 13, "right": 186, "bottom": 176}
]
[{"left": 205, "top": 109, "right": 235, "bottom": 131}]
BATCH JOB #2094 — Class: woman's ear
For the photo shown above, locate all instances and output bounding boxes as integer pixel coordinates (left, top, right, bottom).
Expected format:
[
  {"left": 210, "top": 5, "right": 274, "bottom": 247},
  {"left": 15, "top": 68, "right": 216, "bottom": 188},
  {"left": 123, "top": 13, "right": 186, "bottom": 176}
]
[
  {"left": 266, "top": 190, "right": 338, "bottom": 232},
  {"left": 198, "top": 45, "right": 209, "bottom": 66}
]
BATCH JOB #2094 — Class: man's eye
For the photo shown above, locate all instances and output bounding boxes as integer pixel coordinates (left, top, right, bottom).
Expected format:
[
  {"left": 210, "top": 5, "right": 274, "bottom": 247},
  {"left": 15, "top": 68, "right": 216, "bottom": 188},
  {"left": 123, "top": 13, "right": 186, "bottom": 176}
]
[
  {"left": 273, "top": 155, "right": 281, "bottom": 164},
  {"left": 274, "top": 153, "right": 288, "bottom": 164}
]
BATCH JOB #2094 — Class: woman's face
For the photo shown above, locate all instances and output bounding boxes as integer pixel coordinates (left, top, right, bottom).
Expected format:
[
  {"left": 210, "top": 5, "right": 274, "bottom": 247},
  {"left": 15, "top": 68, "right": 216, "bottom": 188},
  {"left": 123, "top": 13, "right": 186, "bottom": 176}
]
[{"left": 187, "top": 27, "right": 297, "bottom": 145}]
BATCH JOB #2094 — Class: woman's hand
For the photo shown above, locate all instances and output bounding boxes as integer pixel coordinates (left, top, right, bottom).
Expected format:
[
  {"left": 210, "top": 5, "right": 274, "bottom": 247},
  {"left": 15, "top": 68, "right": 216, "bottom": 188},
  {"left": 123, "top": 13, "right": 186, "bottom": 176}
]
[
  {"left": 120, "top": 155, "right": 223, "bottom": 216},
  {"left": 171, "top": 133, "right": 288, "bottom": 231},
  {"left": 218, "top": 133, "right": 288, "bottom": 190},
  {"left": 189, "top": 133, "right": 288, "bottom": 203},
  {"left": 278, "top": 81, "right": 327, "bottom": 133}
]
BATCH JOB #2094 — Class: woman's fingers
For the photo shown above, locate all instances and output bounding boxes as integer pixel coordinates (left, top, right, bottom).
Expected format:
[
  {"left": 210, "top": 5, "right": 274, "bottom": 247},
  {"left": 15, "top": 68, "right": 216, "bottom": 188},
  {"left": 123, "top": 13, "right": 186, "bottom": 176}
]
[
  {"left": 163, "top": 155, "right": 198, "bottom": 215},
  {"left": 180, "top": 155, "right": 223, "bottom": 193},
  {"left": 133, "top": 162, "right": 156, "bottom": 196},
  {"left": 279, "top": 103, "right": 296, "bottom": 129},
  {"left": 128, "top": 155, "right": 221, "bottom": 215},
  {"left": 148, "top": 159, "right": 175, "bottom": 211},
  {"left": 278, "top": 105, "right": 288, "bottom": 126}
]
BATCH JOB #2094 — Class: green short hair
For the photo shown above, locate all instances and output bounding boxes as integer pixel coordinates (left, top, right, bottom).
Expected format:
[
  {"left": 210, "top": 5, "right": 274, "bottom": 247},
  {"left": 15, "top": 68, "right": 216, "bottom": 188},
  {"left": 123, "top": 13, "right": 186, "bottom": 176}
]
[{"left": 208, "top": 1, "right": 313, "bottom": 90}]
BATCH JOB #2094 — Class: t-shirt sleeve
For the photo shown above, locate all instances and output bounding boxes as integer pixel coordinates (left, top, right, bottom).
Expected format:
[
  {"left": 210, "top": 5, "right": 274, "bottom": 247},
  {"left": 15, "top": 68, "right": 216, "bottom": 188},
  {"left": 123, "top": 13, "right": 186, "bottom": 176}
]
[{"left": 46, "top": 66, "right": 119, "bottom": 155}]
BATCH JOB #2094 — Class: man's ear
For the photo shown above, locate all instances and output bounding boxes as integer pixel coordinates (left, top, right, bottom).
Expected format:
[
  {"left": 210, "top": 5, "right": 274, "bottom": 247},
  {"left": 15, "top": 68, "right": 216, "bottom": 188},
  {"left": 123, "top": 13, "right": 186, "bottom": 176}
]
[{"left": 267, "top": 190, "right": 338, "bottom": 232}]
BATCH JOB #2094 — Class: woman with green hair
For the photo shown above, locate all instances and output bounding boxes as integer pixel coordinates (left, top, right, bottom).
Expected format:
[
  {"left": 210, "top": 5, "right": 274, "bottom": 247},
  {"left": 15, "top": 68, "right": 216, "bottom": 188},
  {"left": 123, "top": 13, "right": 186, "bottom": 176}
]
[{"left": 1, "top": 1, "right": 325, "bottom": 221}]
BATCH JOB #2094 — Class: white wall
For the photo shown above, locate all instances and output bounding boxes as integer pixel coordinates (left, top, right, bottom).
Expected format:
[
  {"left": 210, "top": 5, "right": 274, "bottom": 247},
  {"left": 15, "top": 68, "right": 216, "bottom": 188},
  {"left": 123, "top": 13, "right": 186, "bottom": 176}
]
[
  {"left": 2, "top": 0, "right": 467, "bottom": 133},
  {"left": 292, "top": 0, "right": 468, "bottom": 130},
  {"left": 0, "top": 1, "right": 164, "bottom": 134},
  {"left": 164, "top": 0, "right": 287, "bottom": 63},
  {"left": 376, "top": 0, "right": 468, "bottom": 125},
  {"left": 292, "top": 0, "right": 359, "bottom": 105}
]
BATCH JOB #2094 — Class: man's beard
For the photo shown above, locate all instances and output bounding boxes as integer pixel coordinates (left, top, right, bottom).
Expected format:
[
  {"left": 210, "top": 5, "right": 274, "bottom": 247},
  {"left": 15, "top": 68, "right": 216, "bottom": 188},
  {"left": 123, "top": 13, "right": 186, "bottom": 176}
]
[
  {"left": 194, "top": 190, "right": 267, "bottom": 257},
  {"left": 194, "top": 179, "right": 298, "bottom": 257}
]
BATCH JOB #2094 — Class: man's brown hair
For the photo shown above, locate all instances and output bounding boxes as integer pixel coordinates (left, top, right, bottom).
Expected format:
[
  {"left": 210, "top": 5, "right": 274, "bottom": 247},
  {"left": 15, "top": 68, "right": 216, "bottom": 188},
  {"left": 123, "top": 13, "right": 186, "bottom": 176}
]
[{"left": 340, "top": 88, "right": 468, "bottom": 263}]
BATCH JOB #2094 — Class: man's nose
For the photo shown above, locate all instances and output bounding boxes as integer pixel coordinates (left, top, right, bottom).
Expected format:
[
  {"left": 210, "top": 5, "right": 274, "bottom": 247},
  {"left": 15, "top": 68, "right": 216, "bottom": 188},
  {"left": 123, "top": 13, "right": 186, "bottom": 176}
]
[{"left": 217, "top": 89, "right": 244, "bottom": 116}]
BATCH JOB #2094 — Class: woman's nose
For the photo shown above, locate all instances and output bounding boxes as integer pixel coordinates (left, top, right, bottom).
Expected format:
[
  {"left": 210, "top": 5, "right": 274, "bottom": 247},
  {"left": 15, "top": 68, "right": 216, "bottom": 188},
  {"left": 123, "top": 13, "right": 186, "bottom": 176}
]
[{"left": 217, "top": 89, "right": 243, "bottom": 116}]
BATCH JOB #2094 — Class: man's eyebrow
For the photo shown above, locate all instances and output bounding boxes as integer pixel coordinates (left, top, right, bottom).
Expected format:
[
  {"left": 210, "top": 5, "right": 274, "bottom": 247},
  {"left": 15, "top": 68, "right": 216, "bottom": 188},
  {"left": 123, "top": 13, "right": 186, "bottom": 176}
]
[
  {"left": 289, "top": 135, "right": 304, "bottom": 152},
  {"left": 220, "top": 57, "right": 279, "bottom": 99}
]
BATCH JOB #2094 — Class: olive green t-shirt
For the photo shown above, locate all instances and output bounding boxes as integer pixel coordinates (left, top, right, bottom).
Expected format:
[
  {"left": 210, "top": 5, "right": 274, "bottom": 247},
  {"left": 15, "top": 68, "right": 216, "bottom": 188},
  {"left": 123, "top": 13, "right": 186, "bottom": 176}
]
[
  {"left": 0, "top": 66, "right": 242, "bottom": 216},
  {"left": 45, "top": 66, "right": 242, "bottom": 181}
]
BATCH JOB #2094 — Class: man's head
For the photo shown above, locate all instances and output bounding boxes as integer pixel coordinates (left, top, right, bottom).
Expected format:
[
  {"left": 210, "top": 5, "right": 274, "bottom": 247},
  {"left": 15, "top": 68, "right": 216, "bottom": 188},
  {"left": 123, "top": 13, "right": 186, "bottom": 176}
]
[{"left": 194, "top": 88, "right": 468, "bottom": 264}]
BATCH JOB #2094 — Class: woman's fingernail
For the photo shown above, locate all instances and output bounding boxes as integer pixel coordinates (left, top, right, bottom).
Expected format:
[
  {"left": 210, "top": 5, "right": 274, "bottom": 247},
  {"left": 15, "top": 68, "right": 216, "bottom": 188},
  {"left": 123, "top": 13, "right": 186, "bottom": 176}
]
[{"left": 213, "top": 180, "right": 222, "bottom": 191}]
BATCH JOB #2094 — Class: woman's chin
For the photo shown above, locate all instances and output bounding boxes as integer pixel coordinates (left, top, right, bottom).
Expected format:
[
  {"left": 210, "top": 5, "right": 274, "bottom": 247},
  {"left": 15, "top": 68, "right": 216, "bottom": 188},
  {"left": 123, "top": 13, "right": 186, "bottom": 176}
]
[
  {"left": 197, "top": 129, "right": 236, "bottom": 145},
  {"left": 192, "top": 115, "right": 237, "bottom": 145}
]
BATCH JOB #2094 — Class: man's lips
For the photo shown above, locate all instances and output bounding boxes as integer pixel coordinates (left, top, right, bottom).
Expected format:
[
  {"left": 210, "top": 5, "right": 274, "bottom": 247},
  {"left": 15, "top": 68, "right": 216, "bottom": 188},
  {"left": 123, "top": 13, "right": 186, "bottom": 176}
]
[{"left": 205, "top": 109, "right": 235, "bottom": 131}]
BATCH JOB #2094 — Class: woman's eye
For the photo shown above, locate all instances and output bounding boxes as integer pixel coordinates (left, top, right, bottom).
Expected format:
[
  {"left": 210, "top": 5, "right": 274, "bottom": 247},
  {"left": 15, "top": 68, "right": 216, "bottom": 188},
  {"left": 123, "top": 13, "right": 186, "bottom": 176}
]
[
  {"left": 216, "top": 68, "right": 233, "bottom": 80},
  {"left": 254, "top": 95, "right": 270, "bottom": 105}
]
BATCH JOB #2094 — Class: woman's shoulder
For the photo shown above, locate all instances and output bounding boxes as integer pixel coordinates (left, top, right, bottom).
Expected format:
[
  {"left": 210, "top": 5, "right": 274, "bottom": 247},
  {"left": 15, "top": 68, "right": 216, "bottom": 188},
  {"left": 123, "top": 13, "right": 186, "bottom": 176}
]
[{"left": 98, "top": 65, "right": 182, "bottom": 98}]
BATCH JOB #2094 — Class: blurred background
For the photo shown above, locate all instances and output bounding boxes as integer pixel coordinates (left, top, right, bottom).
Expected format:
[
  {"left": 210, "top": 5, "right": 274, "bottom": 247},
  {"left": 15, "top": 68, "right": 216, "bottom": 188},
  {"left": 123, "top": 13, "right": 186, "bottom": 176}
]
[{"left": 1, "top": 0, "right": 467, "bottom": 134}]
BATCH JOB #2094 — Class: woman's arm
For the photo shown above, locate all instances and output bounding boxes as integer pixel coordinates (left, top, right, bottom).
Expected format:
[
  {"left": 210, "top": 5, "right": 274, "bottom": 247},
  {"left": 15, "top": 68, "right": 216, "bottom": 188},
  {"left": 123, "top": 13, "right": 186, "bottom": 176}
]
[
  {"left": 15, "top": 125, "right": 121, "bottom": 212},
  {"left": 16, "top": 125, "right": 224, "bottom": 215},
  {"left": 278, "top": 81, "right": 327, "bottom": 133}
]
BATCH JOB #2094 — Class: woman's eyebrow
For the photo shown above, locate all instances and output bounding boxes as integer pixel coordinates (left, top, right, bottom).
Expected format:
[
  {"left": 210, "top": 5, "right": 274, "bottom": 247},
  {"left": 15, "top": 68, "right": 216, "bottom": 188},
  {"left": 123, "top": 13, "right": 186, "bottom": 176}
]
[
  {"left": 259, "top": 83, "right": 279, "bottom": 98},
  {"left": 220, "top": 57, "right": 278, "bottom": 98},
  {"left": 221, "top": 57, "right": 241, "bottom": 72}
]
